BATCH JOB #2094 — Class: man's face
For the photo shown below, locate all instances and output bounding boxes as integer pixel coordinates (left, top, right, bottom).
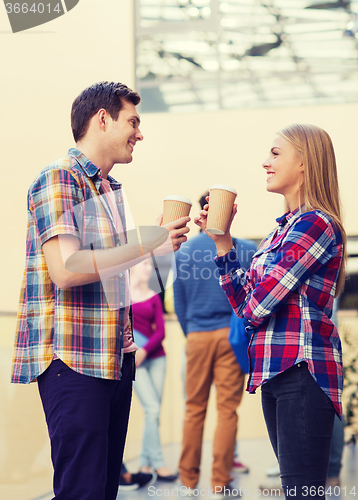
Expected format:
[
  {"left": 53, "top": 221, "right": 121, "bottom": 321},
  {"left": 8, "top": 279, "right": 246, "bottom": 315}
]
[{"left": 106, "top": 100, "right": 143, "bottom": 164}]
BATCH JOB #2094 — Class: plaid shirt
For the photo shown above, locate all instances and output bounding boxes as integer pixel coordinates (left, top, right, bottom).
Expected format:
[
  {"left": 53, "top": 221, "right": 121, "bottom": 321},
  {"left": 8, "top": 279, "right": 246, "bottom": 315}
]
[
  {"left": 12, "top": 148, "right": 131, "bottom": 384},
  {"left": 215, "top": 208, "right": 343, "bottom": 416}
]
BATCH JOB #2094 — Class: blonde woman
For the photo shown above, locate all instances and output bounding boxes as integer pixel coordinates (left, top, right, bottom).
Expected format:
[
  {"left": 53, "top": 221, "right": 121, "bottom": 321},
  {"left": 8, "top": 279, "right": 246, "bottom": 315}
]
[{"left": 196, "top": 124, "right": 346, "bottom": 499}]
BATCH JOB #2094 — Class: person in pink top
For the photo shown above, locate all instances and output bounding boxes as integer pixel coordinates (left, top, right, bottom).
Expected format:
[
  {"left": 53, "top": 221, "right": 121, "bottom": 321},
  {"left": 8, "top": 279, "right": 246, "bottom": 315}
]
[{"left": 131, "top": 259, "right": 178, "bottom": 482}]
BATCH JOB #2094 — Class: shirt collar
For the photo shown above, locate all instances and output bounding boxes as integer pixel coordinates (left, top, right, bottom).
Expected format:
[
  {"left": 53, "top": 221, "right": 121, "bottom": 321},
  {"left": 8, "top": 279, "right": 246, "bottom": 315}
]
[
  {"left": 68, "top": 148, "right": 121, "bottom": 189},
  {"left": 276, "top": 206, "right": 302, "bottom": 226}
]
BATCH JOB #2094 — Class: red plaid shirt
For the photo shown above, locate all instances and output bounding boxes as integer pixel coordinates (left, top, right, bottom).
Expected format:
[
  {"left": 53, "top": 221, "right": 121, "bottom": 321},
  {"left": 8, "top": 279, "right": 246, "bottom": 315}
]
[{"left": 215, "top": 208, "right": 343, "bottom": 416}]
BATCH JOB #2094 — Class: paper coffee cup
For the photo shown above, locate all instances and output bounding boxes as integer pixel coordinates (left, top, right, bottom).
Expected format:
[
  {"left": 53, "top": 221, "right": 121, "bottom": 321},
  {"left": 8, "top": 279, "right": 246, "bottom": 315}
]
[
  {"left": 162, "top": 195, "right": 192, "bottom": 225},
  {"left": 206, "top": 185, "right": 237, "bottom": 235}
]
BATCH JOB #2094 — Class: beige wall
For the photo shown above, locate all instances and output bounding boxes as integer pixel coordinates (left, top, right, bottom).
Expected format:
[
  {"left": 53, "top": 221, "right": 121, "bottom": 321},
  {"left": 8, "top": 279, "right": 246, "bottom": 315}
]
[
  {"left": 0, "top": 2, "right": 357, "bottom": 312},
  {"left": 0, "top": 0, "right": 136, "bottom": 312},
  {"left": 1, "top": 0, "right": 358, "bottom": 314}
]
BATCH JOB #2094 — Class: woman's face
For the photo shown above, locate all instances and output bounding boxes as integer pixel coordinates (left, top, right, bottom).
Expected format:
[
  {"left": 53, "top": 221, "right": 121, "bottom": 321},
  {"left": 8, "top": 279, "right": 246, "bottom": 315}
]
[
  {"left": 262, "top": 134, "right": 304, "bottom": 207},
  {"left": 131, "top": 259, "right": 153, "bottom": 283}
]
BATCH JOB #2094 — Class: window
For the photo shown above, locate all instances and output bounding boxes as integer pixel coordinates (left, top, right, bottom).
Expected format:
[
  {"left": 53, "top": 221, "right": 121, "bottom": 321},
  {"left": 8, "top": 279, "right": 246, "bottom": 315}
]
[
  {"left": 135, "top": 0, "right": 358, "bottom": 113},
  {"left": 340, "top": 236, "right": 358, "bottom": 310}
]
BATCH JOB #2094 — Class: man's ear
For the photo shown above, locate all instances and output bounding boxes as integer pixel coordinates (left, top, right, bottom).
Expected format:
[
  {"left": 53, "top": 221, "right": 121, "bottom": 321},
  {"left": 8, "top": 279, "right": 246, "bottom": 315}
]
[{"left": 97, "top": 109, "right": 107, "bottom": 131}]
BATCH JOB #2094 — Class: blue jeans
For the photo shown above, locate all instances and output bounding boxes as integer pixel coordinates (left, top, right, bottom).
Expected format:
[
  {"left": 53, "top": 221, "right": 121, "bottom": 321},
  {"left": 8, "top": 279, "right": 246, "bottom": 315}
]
[
  {"left": 261, "top": 362, "right": 335, "bottom": 500},
  {"left": 133, "top": 355, "right": 166, "bottom": 470}
]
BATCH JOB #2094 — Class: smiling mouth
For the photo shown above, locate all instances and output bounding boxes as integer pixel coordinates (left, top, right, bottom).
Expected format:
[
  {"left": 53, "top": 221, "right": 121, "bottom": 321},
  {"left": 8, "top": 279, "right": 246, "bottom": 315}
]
[{"left": 267, "top": 172, "right": 275, "bottom": 179}]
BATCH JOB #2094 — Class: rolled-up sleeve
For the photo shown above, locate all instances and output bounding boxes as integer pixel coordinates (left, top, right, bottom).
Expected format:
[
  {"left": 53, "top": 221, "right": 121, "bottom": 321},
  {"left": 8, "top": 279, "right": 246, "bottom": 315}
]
[{"left": 29, "top": 168, "right": 83, "bottom": 245}]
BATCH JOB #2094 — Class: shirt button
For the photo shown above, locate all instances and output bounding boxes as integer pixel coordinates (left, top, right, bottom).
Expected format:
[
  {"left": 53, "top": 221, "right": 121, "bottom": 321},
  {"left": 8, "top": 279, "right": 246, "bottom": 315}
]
[
  {"left": 297, "top": 363, "right": 301, "bottom": 368},
  {"left": 119, "top": 302, "right": 123, "bottom": 307}
]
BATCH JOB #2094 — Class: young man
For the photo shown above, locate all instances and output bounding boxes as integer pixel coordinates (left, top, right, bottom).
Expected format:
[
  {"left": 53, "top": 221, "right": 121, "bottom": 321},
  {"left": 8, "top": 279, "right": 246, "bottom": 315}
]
[{"left": 11, "top": 82, "right": 190, "bottom": 500}]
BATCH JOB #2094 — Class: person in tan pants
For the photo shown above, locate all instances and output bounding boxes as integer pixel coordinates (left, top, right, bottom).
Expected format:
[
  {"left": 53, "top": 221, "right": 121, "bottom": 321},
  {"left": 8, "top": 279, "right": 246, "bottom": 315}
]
[
  {"left": 173, "top": 193, "right": 257, "bottom": 495},
  {"left": 180, "top": 328, "right": 245, "bottom": 490}
]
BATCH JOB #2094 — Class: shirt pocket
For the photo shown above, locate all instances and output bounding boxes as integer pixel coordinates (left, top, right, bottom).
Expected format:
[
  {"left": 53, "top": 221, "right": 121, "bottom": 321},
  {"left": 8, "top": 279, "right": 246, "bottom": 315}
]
[{"left": 252, "top": 238, "right": 283, "bottom": 281}]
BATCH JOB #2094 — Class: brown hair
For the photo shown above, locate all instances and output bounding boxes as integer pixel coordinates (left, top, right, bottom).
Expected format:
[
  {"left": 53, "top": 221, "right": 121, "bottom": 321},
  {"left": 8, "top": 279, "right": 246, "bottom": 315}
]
[
  {"left": 71, "top": 81, "right": 141, "bottom": 143},
  {"left": 278, "top": 123, "right": 347, "bottom": 296}
]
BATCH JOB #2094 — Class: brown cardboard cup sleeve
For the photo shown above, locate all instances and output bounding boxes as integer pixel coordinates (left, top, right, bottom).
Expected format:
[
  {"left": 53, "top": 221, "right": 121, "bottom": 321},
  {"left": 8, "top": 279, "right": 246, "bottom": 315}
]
[
  {"left": 206, "top": 185, "right": 237, "bottom": 235},
  {"left": 162, "top": 195, "right": 192, "bottom": 225}
]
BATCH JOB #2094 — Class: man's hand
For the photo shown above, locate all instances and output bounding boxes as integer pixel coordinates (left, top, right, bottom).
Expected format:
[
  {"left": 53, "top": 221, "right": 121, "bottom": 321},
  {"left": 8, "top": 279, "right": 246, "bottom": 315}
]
[
  {"left": 139, "top": 225, "right": 170, "bottom": 255},
  {"left": 154, "top": 215, "right": 191, "bottom": 255},
  {"left": 165, "top": 216, "right": 191, "bottom": 252}
]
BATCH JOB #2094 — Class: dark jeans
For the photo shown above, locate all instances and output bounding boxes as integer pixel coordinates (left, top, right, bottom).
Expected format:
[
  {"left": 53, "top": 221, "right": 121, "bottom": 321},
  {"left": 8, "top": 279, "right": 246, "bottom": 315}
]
[
  {"left": 38, "top": 354, "right": 134, "bottom": 500},
  {"left": 261, "top": 362, "right": 335, "bottom": 500}
]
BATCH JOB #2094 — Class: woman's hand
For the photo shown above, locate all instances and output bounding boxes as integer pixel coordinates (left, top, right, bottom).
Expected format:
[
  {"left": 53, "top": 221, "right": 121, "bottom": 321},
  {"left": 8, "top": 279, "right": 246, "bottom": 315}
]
[
  {"left": 135, "top": 348, "right": 147, "bottom": 368},
  {"left": 194, "top": 197, "right": 238, "bottom": 256}
]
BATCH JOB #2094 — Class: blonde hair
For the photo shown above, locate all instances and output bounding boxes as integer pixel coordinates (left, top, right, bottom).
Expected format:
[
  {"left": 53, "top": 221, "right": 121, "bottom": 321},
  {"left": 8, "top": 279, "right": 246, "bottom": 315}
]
[{"left": 278, "top": 123, "right": 347, "bottom": 297}]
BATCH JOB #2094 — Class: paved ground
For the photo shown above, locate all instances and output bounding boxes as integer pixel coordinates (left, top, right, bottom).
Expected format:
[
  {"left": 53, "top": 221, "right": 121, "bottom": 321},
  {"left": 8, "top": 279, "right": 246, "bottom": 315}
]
[{"left": 30, "top": 436, "right": 358, "bottom": 500}]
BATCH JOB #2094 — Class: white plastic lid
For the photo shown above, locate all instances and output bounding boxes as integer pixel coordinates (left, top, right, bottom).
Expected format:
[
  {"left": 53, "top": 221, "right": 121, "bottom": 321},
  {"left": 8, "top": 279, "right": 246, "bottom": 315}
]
[
  {"left": 209, "top": 184, "right": 237, "bottom": 195},
  {"left": 163, "top": 195, "right": 192, "bottom": 205},
  {"left": 206, "top": 228, "right": 225, "bottom": 235}
]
